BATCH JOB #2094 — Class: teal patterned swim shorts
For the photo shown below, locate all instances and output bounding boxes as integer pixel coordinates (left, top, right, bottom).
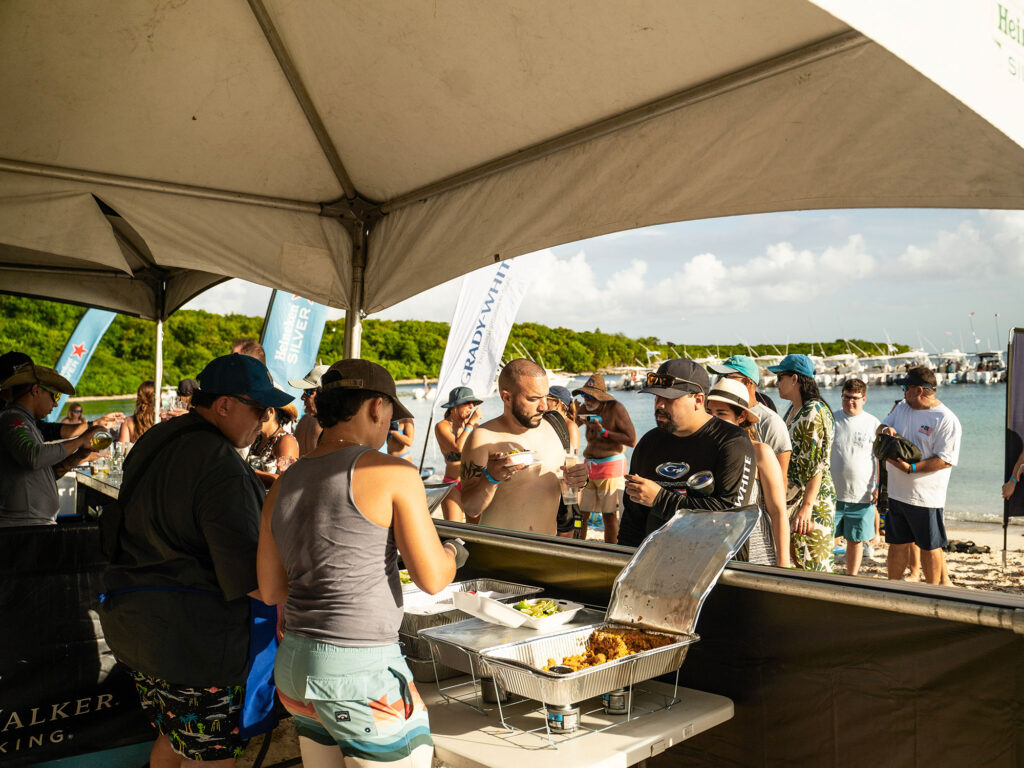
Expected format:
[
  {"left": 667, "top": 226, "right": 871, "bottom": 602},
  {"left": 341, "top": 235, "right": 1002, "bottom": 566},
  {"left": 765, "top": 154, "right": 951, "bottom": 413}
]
[{"left": 129, "top": 669, "right": 247, "bottom": 760}]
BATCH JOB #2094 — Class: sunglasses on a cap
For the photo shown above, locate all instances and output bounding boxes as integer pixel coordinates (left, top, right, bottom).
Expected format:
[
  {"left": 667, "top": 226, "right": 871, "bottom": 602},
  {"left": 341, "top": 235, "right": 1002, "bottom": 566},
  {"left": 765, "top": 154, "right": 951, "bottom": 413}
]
[{"left": 645, "top": 372, "right": 702, "bottom": 392}]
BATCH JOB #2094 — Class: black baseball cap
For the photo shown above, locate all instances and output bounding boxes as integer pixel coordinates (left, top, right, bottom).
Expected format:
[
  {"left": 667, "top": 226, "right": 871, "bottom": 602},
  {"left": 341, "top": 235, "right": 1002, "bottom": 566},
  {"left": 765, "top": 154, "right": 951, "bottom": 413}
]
[
  {"left": 0, "top": 352, "right": 33, "bottom": 386},
  {"left": 895, "top": 366, "right": 938, "bottom": 389},
  {"left": 640, "top": 359, "right": 711, "bottom": 398}
]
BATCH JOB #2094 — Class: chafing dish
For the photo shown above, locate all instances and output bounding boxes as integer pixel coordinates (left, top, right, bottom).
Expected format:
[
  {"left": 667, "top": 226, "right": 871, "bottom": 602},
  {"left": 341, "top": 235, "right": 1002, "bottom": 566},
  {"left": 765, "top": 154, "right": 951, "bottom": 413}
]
[
  {"left": 419, "top": 609, "right": 606, "bottom": 679},
  {"left": 479, "top": 507, "right": 760, "bottom": 707},
  {"left": 399, "top": 578, "right": 541, "bottom": 660}
]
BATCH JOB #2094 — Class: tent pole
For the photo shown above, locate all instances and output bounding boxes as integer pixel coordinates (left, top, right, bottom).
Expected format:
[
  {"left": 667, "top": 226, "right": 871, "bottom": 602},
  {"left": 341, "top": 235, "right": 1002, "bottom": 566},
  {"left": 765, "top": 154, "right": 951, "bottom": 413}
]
[
  {"left": 418, "top": 411, "right": 435, "bottom": 474},
  {"left": 155, "top": 318, "right": 164, "bottom": 398},
  {"left": 343, "top": 307, "right": 362, "bottom": 358},
  {"left": 343, "top": 223, "right": 367, "bottom": 359}
]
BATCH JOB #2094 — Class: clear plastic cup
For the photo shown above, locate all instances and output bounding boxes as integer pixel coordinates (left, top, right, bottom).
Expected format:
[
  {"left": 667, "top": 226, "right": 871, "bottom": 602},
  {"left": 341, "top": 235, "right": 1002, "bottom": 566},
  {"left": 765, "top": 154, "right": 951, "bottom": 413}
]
[{"left": 561, "top": 452, "right": 580, "bottom": 504}]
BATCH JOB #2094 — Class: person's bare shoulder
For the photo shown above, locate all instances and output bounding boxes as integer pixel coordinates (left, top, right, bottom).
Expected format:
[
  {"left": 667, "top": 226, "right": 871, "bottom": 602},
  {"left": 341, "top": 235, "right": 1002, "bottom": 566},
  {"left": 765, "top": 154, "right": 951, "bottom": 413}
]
[{"left": 611, "top": 400, "right": 634, "bottom": 423}]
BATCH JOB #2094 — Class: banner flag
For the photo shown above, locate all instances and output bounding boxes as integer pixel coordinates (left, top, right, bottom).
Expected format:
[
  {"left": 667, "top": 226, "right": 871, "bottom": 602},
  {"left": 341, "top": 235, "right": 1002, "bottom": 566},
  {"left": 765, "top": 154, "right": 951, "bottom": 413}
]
[
  {"left": 260, "top": 290, "right": 329, "bottom": 401},
  {"left": 1005, "top": 328, "right": 1024, "bottom": 520},
  {"left": 46, "top": 308, "right": 117, "bottom": 421},
  {"left": 434, "top": 259, "right": 534, "bottom": 407}
]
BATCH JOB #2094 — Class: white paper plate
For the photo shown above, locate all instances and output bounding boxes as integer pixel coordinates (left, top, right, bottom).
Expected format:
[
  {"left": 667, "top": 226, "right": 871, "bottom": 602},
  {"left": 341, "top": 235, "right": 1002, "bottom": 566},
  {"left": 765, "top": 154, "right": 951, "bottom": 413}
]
[
  {"left": 452, "top": 591, "right": 527, "bottom": 627},
  {"left": 516, "top": 599, "right": 585, "bottom": 630}
]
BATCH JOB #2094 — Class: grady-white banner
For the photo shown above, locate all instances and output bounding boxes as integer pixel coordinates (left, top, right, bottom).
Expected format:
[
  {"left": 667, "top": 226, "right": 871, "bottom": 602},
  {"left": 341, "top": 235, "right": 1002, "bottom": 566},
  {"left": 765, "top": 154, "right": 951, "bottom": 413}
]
[
  {"left": 46, "top": 308, "right": 116, "bottom": 421},
  {"left": 434, "top": 259, "right": 533, "bottom": 405},
  {"left": 260, "top": 291, "right": 329, "bottom": 401}
]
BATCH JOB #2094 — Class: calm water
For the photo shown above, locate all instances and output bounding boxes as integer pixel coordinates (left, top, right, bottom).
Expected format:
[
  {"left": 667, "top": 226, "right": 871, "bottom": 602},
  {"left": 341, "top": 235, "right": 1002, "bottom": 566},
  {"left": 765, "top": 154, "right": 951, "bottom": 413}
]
[{"left": 76, "top": 380, "right": 1009, "bottom": 523}]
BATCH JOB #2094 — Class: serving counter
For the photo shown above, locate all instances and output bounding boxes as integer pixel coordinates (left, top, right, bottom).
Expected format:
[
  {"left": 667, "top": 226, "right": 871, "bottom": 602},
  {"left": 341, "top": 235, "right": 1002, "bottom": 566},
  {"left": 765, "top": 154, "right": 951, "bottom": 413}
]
[{"left": 420, "top": 678, "right": 732, "bottom": 768}]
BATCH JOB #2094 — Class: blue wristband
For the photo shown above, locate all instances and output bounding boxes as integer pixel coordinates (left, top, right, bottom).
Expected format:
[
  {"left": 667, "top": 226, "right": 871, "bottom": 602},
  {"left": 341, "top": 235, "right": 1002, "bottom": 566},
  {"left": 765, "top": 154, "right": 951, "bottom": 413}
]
[
  {"left": 1012, "top": 477, "right": 1019, "bottom": 484},
  {"left": 910, "top": 463, "right": 916, "bottom": 473},
  {"left": 484, "top": 467, "right": 501, "bottom": 484}
]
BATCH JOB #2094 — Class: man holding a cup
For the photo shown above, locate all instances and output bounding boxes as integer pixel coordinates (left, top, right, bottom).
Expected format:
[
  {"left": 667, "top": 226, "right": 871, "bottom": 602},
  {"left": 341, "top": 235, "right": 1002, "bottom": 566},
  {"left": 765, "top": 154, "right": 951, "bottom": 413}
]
[{"left": 460, "top": 359, "right": 589, "bottom": 535}]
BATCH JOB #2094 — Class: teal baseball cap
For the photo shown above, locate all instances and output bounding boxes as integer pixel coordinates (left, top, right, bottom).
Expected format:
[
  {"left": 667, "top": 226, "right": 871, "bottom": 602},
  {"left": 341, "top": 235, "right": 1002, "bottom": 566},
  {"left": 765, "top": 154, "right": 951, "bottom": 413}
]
[
  {"left": 708, "top": 355, "right": 760, "bottom": 385},
  {"left": 767, "top": 353, "right": 816, "bottom": 379}
]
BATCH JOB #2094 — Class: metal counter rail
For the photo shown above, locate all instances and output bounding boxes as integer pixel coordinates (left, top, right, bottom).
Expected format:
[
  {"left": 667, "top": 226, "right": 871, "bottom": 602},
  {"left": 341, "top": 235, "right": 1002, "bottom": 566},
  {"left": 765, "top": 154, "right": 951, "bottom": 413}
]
[{"left": 435, "top": 521, "right": 1024, "bottom": 636}]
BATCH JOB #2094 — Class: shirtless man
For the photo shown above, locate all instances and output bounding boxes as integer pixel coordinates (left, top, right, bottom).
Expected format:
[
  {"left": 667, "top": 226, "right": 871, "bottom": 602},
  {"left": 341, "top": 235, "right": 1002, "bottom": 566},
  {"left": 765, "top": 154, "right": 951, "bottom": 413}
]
[
  {"left": 572, "top": 374, "right": 636, "bottom": 543},
  {"left": 461, "top": 359, "right": 589, "bottom": 535}
]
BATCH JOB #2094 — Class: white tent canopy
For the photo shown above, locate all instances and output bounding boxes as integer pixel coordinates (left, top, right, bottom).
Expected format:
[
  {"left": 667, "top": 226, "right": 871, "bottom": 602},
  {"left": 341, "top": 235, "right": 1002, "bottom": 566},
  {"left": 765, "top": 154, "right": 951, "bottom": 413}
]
[{"left": 2, "top": 1, "right": 1024, "bottom": 353}]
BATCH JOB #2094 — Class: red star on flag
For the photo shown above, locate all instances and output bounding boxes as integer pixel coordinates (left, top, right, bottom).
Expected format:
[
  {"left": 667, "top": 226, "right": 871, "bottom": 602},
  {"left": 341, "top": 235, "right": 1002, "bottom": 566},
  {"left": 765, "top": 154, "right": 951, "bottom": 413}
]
[{"left": 72, "top": 344, "right": 87, "bottom": 358}]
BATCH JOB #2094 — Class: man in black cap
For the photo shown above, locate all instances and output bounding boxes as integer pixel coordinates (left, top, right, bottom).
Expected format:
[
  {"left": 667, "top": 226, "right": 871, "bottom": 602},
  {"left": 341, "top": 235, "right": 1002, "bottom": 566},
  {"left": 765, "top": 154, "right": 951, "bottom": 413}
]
[
  {"left": 100, "top": 353, "right": 293, "bottom": 766},
  {"left": 876, "top": 366, "right": 960, "bottom": 586},
  {"left": 618, "top": 358, "right": 757, "bottom": 548}
]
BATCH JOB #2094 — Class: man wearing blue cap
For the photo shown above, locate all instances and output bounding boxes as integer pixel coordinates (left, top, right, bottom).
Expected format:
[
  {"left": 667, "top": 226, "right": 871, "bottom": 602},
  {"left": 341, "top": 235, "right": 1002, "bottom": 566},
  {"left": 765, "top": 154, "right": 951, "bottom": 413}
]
[
  {"left": 100, "top": 353, "right": 293, "bottom": 766},
  {"left": 708, "top": 355, "right": 792, "bottom": 481}
]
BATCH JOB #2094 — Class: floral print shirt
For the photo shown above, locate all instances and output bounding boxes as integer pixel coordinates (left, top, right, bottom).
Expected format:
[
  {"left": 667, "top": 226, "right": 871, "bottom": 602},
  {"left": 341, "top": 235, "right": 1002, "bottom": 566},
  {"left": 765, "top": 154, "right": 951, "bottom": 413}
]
[{"left": 786, "top": 400, "right": 837, "bottom": 571}]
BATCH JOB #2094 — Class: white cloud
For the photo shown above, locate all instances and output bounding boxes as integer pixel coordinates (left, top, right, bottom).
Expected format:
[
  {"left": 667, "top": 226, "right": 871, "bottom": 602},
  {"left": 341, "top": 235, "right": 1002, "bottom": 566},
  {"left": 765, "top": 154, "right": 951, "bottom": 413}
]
[
  {"left": 182, "top": 279, "right": 271, "bottom": 315},
  {"left": 888, "top": 212, "right": 1024, "bottom": 279}
]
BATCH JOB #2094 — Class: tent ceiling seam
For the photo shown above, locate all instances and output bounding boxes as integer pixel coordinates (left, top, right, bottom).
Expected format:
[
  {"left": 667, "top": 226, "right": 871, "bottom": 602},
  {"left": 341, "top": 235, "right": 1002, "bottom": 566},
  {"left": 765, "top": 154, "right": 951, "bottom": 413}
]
[
  {"left": 380, "top": 30, "right": 869, "bottom": 214},
  {"left": 0, "top": 158, "right": 321, "bottom": 214},
  {"left": 247, "top": 0, "right": 360, "bottom": 202}
]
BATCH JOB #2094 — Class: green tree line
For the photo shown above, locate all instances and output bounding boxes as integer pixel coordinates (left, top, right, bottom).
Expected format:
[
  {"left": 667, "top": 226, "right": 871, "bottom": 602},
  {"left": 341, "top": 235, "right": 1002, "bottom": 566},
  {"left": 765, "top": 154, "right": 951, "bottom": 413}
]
[{"left": 0, "top": 295, "right": 908, "bottom": 395}]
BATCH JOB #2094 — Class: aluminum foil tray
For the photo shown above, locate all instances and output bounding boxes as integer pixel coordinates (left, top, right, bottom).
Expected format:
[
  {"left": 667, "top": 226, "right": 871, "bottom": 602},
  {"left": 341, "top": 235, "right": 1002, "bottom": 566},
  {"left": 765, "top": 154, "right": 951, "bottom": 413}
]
[
  {"left": 399, "top": 579, "right": 541, "bottom": 659},
  {"left": 480, "top": 623, "right": 697, "bottom": 707},
  {"left": 419, "top": 609, "right": 606, "bottom": 678}
]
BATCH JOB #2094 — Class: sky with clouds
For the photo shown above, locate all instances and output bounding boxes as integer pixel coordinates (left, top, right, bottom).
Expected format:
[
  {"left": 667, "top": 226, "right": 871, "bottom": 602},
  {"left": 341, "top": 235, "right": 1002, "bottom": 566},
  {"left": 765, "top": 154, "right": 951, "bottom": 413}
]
[{"left": 184, "top": 208, "right": 1022, "bottom": 352}]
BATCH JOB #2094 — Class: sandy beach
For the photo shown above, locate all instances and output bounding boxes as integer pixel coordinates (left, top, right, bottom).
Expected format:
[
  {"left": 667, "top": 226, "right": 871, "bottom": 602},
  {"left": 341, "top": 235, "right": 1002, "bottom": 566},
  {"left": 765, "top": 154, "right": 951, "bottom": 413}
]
[{"left": 851, "top": 520, "right": 1024, "bottom": 596}]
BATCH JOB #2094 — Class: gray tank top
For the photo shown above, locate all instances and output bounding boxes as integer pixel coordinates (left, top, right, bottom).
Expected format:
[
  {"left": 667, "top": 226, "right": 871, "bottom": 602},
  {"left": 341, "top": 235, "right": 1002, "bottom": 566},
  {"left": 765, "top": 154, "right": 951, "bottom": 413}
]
[{"left": 272, "top": 444, "right": 403, "bottom": 646}]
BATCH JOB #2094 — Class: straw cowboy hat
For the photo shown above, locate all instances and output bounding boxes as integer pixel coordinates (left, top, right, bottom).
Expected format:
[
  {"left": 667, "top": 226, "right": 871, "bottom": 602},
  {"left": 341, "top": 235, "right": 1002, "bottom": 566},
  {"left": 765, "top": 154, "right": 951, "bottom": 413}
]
[{"left": 1, "top": 363, "right": 75, "bottom": 395}]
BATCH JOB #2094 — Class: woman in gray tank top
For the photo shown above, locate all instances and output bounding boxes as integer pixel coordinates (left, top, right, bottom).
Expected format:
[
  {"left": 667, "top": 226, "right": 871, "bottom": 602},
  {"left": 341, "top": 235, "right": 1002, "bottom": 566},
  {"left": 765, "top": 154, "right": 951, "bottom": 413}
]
[{"left": 257, "top": 360, "right": 463, "bottom": 768}]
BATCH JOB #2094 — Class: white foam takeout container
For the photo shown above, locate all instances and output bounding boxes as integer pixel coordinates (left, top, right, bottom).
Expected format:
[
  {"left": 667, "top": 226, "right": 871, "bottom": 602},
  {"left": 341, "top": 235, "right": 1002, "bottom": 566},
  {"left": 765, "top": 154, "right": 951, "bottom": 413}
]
[
  {"left": 504, "top": 450, "right": 539, "bottom": 467},
  {"left": 453, "top": 592, "right": 583, "bottom": 630}
]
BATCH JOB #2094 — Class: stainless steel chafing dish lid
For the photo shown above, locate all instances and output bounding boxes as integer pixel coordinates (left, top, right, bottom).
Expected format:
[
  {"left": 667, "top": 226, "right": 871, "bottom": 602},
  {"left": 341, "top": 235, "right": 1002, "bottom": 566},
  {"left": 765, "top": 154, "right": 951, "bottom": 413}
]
[{"left": 606, "top": 506, "right": 760, "bottom": 636}]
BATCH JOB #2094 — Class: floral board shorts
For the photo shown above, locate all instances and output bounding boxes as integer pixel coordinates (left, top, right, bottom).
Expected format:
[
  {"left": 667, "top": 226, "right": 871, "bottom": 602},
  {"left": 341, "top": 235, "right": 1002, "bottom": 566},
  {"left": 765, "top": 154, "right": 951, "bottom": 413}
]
[
  {"left": 274, "top": 633, "right": 433, "bottom": 763},
  {"left": 129, "top": 670, "right": 246, "bottom": 760}
]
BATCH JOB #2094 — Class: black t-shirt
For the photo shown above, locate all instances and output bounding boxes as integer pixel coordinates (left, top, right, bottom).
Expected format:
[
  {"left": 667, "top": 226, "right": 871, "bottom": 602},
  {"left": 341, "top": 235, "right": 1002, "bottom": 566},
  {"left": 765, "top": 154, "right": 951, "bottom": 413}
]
[
  {"left": 99, "top": 412, "right": 265, "bottom": 686},
  {"left": 618, "top": 417, "right": 756, "bottom": 548}
]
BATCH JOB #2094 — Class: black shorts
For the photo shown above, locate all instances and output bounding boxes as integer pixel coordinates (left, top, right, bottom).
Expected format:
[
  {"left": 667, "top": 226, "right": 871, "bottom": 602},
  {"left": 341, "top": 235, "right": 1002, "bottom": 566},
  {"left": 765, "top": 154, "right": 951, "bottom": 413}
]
[
  {"left": 884, "top": 498, "right": 948, "bottom": 551},
  {"left": 129, "top": 670, "right": 246, "bottom": 760}
]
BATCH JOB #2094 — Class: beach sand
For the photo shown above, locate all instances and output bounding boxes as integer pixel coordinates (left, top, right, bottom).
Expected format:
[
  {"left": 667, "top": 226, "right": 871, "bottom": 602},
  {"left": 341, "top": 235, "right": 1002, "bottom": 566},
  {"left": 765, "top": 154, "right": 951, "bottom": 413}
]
[{"left": 848, "top": 520, "right": 1024, "bottom": 596}]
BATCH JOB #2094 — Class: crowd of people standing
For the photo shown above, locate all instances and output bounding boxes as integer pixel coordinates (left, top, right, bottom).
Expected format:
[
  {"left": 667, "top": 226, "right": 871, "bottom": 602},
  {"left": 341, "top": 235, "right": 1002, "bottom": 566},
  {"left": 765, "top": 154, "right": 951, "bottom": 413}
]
[{"left": 0, "top": 334, "right": 979, "bottom": 766}]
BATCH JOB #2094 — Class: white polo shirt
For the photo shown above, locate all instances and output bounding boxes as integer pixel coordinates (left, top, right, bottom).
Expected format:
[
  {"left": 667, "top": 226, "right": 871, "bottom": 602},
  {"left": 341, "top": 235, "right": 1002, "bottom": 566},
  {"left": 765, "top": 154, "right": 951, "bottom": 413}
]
[{"left": 882, "top": 401, "right": 962, "bottom": 509}]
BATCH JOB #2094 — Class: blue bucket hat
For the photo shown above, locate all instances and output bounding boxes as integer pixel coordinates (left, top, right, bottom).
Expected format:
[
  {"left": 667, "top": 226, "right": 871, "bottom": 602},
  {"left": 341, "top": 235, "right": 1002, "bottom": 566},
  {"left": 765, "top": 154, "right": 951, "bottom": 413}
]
[
  {"left": 197, "top": 354, "right": 294, "bottom": 407},
  {"left": 547, "top": 385, "right": 573, "bottom": 407},
  {"left": 708, "top": 354, "right": 760, "bottom": 385},
  {"left": 767, "top": 353, "right": 816, "bottom": 379}
]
